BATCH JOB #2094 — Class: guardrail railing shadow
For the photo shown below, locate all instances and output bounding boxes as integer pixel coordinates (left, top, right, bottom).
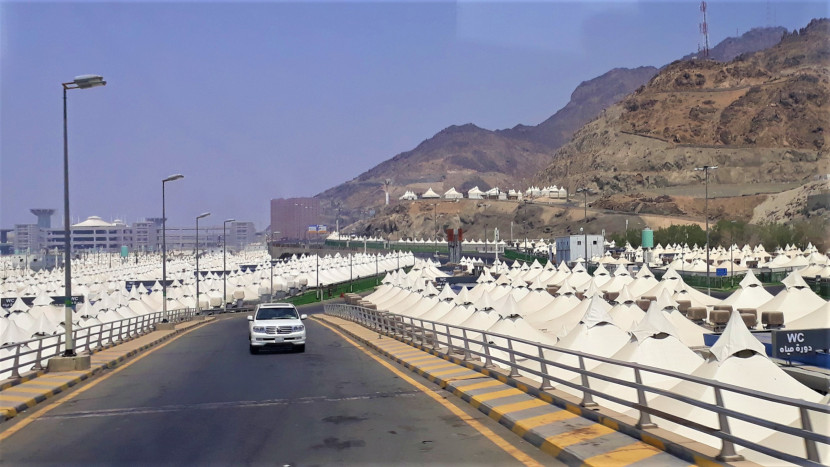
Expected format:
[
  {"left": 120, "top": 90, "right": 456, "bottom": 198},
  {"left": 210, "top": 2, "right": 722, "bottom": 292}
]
[{"left": 325, "top": 303, "right": 828, "bottom": 466}]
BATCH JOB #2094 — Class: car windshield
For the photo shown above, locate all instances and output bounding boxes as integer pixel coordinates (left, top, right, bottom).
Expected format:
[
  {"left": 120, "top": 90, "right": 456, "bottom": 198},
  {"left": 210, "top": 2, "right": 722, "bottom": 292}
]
[{"left": 256, "top": 308, "right": 297, "bottom": 320}]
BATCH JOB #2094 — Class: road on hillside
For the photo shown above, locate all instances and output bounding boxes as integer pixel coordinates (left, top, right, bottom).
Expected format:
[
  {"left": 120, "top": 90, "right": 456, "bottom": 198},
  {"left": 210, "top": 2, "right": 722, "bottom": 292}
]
[{"left": 0, "top": 305, "right": 555, "bottom": 466}]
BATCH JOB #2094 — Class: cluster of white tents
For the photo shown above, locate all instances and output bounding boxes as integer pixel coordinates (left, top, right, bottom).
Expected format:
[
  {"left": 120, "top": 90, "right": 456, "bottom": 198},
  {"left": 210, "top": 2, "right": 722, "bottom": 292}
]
[
  {"left": 0, "top": 249, "right": 417, "bottom": 349},
  {"left": 361, "top": 263, "right": 828, "bottom": 464},
  {"left": 395, "top": 184, "right": 571, "bottom": 201}
]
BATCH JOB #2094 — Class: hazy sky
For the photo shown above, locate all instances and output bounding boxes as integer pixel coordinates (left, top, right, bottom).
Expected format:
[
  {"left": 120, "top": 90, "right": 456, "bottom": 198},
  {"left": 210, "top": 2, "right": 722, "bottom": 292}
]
[{"left": 1, "top": 1, "right": 826, "bottom": 230}]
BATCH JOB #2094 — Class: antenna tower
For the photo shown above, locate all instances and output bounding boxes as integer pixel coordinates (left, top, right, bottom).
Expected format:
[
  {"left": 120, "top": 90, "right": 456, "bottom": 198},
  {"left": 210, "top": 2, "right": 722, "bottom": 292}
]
[{"left": 699, "top": 1, "right": 710, "bottom": 59}]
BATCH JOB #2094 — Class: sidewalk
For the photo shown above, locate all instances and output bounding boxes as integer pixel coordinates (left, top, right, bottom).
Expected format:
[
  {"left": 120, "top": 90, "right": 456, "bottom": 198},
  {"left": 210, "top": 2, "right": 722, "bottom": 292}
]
[
  {"left": 314, "top": 314, "right": 733, "bottom": 467},
  {"left": 0, "top": 317, "right": 214, "bottom": 421}
]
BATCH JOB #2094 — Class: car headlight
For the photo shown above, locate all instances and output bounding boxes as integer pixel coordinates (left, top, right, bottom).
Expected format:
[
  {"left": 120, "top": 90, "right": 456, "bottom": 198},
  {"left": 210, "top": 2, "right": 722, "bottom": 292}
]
[
  {"left": 292, "top": 325, "right": 305, "bottom": 332},
  {"left": 253, "top": 326, "right": 267, "bottom": 332}
]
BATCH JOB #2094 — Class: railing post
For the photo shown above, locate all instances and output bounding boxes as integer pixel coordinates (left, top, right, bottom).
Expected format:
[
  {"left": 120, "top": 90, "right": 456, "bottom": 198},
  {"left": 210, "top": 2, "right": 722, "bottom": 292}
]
[
  {"left": 431, "top": 322, "right": 440, "bottom": 350},
  {"left": 800, "top": 407, "right": 820, "bottom": 463},
  {"left": 32, "top": 338, "right": 45, "bottom": 371},
  {"left": 579, "top": 355, "right": 597, "bottom": 407},
  {"left": 10, "top": 344, "right": 22, "bottom": 379},
  {"left": 538, "top": 346, "right": 553, "bottom": 390},
  {"left": 634, "top": 367, "right": 657, "bottom": 429},
  {"left": 714, "top": 387, "right": 744, "bottom": 462},
  {"left": 84, "top": 326, "right": 92, "bottom": 353},
  {"left": 96, "top": 324, "right": 105, "bottom": 351},
  {"left": 506, "top": 339, "right": 521, "bottom": 377},
  {"left": 461, "top": 329, "right": 472, "bottom": 361},
  {"left": 482, "top": 332, "right": 495, "bottom": 368}
]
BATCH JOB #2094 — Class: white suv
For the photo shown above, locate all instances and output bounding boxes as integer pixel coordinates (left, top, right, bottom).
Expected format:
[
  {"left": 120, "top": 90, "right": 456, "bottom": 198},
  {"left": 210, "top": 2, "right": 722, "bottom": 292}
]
[{"left": 248, "top": 303, "right": 307, "bottom": 354}]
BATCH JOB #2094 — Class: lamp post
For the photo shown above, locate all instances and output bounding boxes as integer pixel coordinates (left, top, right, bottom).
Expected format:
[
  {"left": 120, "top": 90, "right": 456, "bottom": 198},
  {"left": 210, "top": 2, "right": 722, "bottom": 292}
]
[
  {"left": 161, "top": 174, "right": 184, "bottom": 323},
  {"left": 61, "top": 74, "right": 106, "bottom": 357},
  {"left": 195, "top": 212, "right": 210, "bottom": 314},
  {"left": 223, "top": 218, "right": 235, "bottom": 312},
  {"left": 694, "top": 165, "right": 717, "bottom": 295},
  {"left": 730, "top": 220, "right": 736, "bottom": 287},
  {"left": 576, "top": 187, "right": 590, "bottom": 264}
]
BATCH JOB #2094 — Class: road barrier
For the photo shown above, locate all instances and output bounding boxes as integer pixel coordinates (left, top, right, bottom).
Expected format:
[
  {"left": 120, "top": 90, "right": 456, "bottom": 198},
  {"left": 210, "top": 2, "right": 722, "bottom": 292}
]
[
  {"left": 325, "top": 303, "right": 829, "bottom": 466},
  {"left": 0, "top": 308, "right": 198, "bottom": 381}
]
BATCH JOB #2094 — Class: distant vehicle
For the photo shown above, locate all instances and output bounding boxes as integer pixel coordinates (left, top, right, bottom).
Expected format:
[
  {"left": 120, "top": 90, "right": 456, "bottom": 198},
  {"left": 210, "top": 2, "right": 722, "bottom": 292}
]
[{"left": 247, "top": 303, "right": 307, "bottom": 354}]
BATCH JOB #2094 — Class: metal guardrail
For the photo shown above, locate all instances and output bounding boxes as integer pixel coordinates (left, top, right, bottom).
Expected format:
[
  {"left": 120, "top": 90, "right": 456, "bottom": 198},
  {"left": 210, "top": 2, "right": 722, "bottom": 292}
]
[
  {"left": 325, "top": 303, "right": 829, "bottom": 466},
  {"left": 0, "top": 308, "right": 198, "bottom": 381}
]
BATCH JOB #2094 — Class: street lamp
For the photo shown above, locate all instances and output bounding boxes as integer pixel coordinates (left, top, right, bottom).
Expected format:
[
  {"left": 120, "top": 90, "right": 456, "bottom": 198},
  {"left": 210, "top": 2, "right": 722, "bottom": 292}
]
[
  {"left": 694, "top": 165, "right": 718, "bottom": 295},
  {"left": 161, "top": 174, "right": 184, "bottom": 323},
  {"left": 223, "top": 218, "right": 235, "bottom": 313},
  {"left": 576, "top": 187, "right": 591, "bottom": 264},
  {"left": 61, "top": 74, "right": 106, "bottom": 357},
  {"left": 195, "top": 212, "right": 211, "bottom": 314}
]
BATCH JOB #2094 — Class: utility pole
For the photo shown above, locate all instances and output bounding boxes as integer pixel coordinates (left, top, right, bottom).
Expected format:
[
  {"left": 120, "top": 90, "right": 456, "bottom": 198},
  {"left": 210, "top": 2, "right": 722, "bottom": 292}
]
[{"left": 694, "top": 165, "right": 717, "bottom": 296}]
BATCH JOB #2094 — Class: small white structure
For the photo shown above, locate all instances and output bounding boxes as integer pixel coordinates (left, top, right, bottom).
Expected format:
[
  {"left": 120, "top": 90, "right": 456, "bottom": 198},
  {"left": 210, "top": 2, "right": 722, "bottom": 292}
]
[
  {"left": 421, "top": 187, "right": 440, "bottom": 199},
  {"left": 443, "top": 187, "right": 463, "bottom": 199},
  {"left": 467, "top": 186, "right": 484, "bottom": 200},
  {"left": 399, "top": 190, "right": 417, "bottom": 201}
]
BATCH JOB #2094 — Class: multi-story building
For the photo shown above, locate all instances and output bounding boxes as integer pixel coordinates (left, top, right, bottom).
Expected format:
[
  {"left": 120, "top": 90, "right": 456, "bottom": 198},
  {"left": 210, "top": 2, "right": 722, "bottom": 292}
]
[
  {"left": 7, "top": 210, "right": 258, "bottom": 254},
  {"left": 270, "top": 198, "right": 322, "bottom": 241}
]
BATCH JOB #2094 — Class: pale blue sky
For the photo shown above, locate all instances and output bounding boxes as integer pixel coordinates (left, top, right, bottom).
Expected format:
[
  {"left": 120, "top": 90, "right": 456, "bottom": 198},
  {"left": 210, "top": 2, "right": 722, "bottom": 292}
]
[{"left": 1, "top": 1, "right": 826, "bottom": 230}]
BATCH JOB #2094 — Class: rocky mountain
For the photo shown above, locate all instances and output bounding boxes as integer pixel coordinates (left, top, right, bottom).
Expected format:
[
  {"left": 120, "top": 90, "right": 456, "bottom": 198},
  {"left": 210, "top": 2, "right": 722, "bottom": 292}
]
[
  {"left": 681, "top": 26, "right": 787, "bottom": 62},
  {"left": 315, "top": 24, "right": 809, "bottom": 221},
  {"left": 536, "top": 18, "right": 829, "bottom": 194}
]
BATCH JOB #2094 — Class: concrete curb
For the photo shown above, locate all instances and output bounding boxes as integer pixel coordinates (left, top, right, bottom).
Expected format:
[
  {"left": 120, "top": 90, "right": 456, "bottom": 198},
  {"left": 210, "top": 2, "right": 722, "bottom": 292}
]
[
  {"left": 0, "top": 317, "right": 214, "bottom": 422},
  {"left": 314, "top": 315, "right": 728, "bottom": 467}
]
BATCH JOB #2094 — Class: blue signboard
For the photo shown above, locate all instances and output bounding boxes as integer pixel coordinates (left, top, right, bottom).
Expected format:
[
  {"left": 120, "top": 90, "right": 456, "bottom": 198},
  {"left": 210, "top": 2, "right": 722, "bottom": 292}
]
[{"left": 716, "top": 268, "right": 727, "bottom": 277}]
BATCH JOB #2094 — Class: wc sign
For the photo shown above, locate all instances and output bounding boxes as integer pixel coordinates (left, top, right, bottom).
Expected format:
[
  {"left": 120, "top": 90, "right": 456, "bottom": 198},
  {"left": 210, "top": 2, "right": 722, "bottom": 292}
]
[{"left": 771, "top": 329, "right": 829, "bottom": 358}]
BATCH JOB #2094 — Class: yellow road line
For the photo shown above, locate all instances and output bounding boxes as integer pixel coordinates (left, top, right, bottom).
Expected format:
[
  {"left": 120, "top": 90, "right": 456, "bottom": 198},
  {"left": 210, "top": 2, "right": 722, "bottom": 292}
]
[
  {"left": 0, "top": 323, "right": 211, "bottom": 442},
  {"left": 582, "top": 441, "right": 662, "bottom": 466},
  {"left": 316, "top": 319, "right": 543, "bottom": 467}
]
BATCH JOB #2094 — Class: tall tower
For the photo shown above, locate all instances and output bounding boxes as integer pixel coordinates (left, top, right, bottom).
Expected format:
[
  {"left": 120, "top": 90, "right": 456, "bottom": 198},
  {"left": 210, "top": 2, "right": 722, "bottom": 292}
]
[
  {"left": 699, "top": 1, "right": 710, "bottom": 59},
  {"left": 30, "top": 209, "right": 56, "bottom": 229}
]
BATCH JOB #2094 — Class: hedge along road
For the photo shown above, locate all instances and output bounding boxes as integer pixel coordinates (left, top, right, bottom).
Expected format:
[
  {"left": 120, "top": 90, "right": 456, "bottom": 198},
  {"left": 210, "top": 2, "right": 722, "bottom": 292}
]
[{"left": 0, "top": 305, "right": 556, "bottom": 466}]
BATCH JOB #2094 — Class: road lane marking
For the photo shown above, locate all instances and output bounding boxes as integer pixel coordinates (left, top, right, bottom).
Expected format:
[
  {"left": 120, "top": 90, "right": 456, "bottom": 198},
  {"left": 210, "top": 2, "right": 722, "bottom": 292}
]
[
  {"left": 316, "top": 319, "right": 544, "bottom": 467},
  {"left": 0, "top": 322, "right": 211, "bottom": 442},
  {"left": 37, "top": 390, "right": 422, "bottom": 420}
]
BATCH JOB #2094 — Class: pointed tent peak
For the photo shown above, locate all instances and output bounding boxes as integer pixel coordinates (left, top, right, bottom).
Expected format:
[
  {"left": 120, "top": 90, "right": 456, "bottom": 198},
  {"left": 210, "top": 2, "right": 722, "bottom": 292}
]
[
  {"left": 710, "top": 309, "right": 767, "bottom": 362},
  {"left": 437, "top": 283, "right": 457, "bottom": 302},
  {"left": 584, "top": 280, "right": 601, "bottom": 298},
  {"left": 455, "top": 286, "right": 473, "bottom": 305},
  {"left": 500, "top": 293, "right": 522, "bottom": 318},
  {"left": 655, "top": 289, "right": 679, "bottom": 311},
  {"left": 557, "top": 261, "right": 572, "bottom": 273},
  {"left": 530, "top": 277, "right": 546, "bottom": 291},
  {"left": 782, "top": 270, "right": 809, "bottom": 290},
  {"left": 495, "top": 274, "right": 512, "bottom": 286},
  {"left": 9, "top": 297, "right": 30, "bottom": 312},
  {"left": 580, "top": 295, "right": 614, "bottom": 328},
  {"left": 612, "top": 264, "right": 631, "bottom": 277},
  {"left": 631, "top": 301, "right": 679, "bottom": 342},
  {"left": 543, "top": 260, "right": 556, "bottom": 271},
  {"left": 592, "top": 264, "right": 610, "bottom": 277},
  {"left": 635, "top": 265, "right": 654, "bottom": 279},
  {"left": 556, "top": 281, "right": 576, "bottom": 296},
  {"left": 530, "top": 259, "right": 543, "bottom": 269},
  {"left": 738, "top": 269, "right": 762, "bottom": 289},
  {"left": 571, "top": 262, "right": 587, "bottom": 274},
  {"left": 423, "top": 281, "right": 440, "bottom": 297},
  {"left": 661, "top": 265, "right": 681, "bottom": 281},
  {"left": 615, "top": 284, "right": 635, "bottom": 304},
  {"left": 477, "top": 291, "right": 495, "bottom": 311},
  {"left": 32, "top": 293, "right": 53, "bottom": 306}
]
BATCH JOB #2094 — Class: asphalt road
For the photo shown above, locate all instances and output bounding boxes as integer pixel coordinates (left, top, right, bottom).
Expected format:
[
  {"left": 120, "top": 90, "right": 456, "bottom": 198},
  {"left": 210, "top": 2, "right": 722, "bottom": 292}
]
[{"left": 0, "top": 306, "right": 555, "bottom": 466}]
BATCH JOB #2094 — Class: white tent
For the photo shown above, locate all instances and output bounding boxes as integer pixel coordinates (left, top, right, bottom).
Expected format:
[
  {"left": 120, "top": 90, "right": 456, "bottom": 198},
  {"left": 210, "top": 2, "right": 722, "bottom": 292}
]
[{"left": 443, "top": 187, "right": 463, "bottom": 199}]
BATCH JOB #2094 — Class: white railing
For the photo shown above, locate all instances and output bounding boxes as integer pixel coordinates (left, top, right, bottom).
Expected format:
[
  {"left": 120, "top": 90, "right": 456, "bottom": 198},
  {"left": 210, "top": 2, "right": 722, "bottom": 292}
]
[
  {"left": 325, "top": 303, "right": 829, "bottom": 466},
  {"left": 0, "top": 308, "right": 198, "bottom": 381}
]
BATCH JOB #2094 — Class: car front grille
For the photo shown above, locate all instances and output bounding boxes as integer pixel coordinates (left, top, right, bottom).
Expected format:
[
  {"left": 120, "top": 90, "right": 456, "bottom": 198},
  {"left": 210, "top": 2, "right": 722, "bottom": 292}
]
[{"left": 262, "top": 325, "right": 296, "bottom": 335}]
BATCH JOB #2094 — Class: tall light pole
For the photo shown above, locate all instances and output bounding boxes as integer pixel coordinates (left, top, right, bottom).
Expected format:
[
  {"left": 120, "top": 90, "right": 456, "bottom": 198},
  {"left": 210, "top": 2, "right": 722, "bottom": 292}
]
[
  {"left": 223, "top": 218, "right": 235, "bottom": 312},
  {"left": 576, "top": 187, "right": 590, "bottom": 263},
  {"left": 161, "top": 174, "right": 184, "bottom": 323},
  {"left": 61, "top": 74, "right": 106, "bottom": 357},
  {"left": 195, "top": 212, "right": 210, "bottom": 314},
  {"left": 695, "top": 165, "right": 717, "bottom": 295}
]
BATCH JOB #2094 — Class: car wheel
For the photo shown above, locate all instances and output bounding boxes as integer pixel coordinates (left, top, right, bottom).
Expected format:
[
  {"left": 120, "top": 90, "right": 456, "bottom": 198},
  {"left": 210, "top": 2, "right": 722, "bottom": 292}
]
[
  {"left": 295, "top": 344, "right": 305, "bottom": 353},
  {"left": 249, "top": 345, "right": 258, "bottom": 354}
]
